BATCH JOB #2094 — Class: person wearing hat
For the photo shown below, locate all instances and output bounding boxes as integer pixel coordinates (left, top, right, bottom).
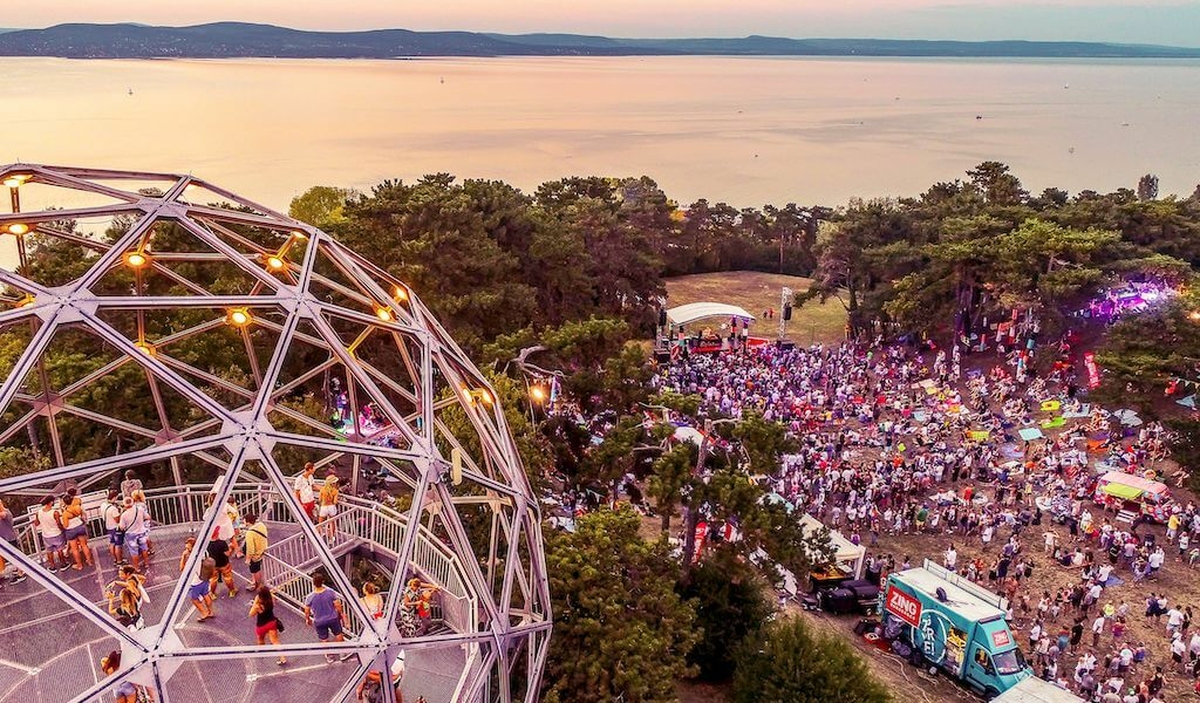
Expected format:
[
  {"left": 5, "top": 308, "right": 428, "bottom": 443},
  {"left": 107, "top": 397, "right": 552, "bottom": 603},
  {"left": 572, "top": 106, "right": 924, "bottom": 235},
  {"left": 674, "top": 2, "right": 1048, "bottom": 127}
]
[{"left": 318, "top": 475, "right": 340, "bottom": 541}]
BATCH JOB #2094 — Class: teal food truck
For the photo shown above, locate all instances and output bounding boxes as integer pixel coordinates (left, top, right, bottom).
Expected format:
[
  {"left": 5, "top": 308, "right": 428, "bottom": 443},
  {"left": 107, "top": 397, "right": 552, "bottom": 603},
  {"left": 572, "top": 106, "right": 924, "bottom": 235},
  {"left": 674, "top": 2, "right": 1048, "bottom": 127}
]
[{"left": 880, "top": 560, "right": 1031, "bottom": 699}]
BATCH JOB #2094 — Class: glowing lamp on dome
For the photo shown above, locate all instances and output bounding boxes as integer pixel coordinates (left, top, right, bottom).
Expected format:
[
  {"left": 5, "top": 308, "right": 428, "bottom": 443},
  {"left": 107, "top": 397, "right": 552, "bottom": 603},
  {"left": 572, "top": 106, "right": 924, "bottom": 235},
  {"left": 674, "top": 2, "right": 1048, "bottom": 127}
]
[
  {"left": 134, "top": 341, "right": 157, "bottom": 356},
  {"left": 393, "top": 285, "right": 409, "bottom": 302},
  {"left": 375, "top": 306, "right": 394, "bottom": 322},
  {"left": 4, "top": 177, "right": 26, "bottom": 189},
  {"left": 124, "top": 251, "right": 150, "bottom": 269},
  {"left": 290, "top": 230, "right": 308, "bottom": 241},
  {"left": 462, "top": 386, "right": 493, "bottom": 406},
  {"left": 225, "top": 308, "right": 252, "bottom": 328},
  {"left": 5, "top": 223, "right": 29, "bottom": 236},
  {"left": 530, "top": 385, "right": 547, "bottom": 402},
  {"left": 265, "top": 255, "right": 286, "bottom": 272},
  {"left": 14, "top": 295, "right": 36, "bottom": 309}
]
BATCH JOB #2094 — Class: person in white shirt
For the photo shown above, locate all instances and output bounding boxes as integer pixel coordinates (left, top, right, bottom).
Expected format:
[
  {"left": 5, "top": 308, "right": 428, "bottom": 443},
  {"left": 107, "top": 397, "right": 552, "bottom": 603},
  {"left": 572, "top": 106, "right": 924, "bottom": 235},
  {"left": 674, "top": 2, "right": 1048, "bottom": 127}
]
[
  {"left": 32, "top": 496, "right": 67, "bottom": 572},
  {"left": 1092, "top": 614, "right": 1105, "bottom": 647},
  {"left": 944, "top": 545, "right": 958, "bottom": 572},
  {"left": 1171, "top": 634, "right": 1188, "bottom": 672},
  {"left": 102, "top": 490, "right": 125, "bottom": 566},
  {"left": 1148, "top": 547, "right": 1165, "bottom": 574},
  {"left": 1118, "top": 646, "right": 1133, "bottom": 673},
  {"left": 118, "top": 495, "right": 150, "bottom": 571},
  {"left": 1167, "top": 607, "right": 1185, "bottom": 636},
  {"left": 293, "top": 462, "right": 317, "bottom": 521}
]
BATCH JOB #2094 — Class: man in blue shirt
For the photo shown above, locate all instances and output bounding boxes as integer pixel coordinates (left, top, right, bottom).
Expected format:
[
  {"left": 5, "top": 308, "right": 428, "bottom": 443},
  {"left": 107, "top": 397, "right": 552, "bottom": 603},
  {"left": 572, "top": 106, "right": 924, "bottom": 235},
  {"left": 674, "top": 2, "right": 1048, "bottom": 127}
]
[{"left": 304, "top": 572, "right": 347, "bottom": 661}]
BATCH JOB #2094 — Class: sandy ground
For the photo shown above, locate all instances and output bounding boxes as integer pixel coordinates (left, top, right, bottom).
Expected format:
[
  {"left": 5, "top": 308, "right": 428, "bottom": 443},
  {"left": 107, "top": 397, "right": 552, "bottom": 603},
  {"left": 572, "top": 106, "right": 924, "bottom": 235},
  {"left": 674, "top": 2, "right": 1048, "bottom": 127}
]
[
  {"left": 660, "top": 469, "right": 1200, "bottom": 702},
  {"left": 849, "top": 504, "right": 1200, "bottom": 702}
]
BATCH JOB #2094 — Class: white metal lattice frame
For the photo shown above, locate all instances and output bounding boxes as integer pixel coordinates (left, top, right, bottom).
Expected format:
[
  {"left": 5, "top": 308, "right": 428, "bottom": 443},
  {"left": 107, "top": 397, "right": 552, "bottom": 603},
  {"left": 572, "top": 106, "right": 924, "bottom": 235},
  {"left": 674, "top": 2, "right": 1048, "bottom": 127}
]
[{"left": 0, "top": 164, "right": 551, "bottom": 703}]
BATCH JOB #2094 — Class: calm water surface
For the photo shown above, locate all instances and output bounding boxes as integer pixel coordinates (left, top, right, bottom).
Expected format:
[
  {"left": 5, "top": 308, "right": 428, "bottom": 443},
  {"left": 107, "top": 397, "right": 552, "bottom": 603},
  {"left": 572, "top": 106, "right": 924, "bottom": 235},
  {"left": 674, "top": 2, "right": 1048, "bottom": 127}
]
[{"left": 1, "top": 55, "right": 1198, "bottom": 211}]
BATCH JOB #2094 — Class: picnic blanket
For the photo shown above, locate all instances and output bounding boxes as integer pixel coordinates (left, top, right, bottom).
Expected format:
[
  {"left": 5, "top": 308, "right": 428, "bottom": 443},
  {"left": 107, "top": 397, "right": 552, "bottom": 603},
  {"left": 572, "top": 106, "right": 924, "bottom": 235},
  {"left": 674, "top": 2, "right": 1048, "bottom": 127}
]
[{"left": 1063, "top": 404, "right": 1092, "bottom": 419}]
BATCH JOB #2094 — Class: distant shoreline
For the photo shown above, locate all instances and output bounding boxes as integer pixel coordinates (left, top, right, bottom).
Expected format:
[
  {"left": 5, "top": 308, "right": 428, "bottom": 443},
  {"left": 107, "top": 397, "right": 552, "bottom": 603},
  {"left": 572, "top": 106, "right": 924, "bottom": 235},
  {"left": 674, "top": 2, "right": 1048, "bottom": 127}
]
[{"left": 1, "top": 22, "right": 1198, "bottom": 60}]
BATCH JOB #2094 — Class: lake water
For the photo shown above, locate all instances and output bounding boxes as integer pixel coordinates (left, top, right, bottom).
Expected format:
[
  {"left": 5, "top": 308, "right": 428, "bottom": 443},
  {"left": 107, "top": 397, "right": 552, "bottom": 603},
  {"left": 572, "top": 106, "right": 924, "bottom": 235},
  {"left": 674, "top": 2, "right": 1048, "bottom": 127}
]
[{"left": 1, "top": 55, "right": 1199, "bottom": 213}]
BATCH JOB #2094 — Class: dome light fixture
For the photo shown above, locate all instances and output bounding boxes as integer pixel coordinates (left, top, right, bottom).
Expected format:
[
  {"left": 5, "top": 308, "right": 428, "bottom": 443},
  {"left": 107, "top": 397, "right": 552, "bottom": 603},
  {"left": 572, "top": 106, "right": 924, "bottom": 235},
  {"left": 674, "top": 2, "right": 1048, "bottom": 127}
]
[
  {"left": 124, "top": 251, "right": 150, "bottom": 269},
  {"left": 225, "top": 308, "right": 252, "bottom": 328}
]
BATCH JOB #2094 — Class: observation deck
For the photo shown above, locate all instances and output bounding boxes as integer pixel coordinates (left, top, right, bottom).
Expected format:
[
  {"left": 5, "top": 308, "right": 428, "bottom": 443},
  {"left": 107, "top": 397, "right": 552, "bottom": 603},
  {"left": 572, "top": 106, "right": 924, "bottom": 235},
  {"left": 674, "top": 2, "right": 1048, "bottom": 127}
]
[
  {"left": 0, "top": 163, "right": 551, "bottom": 703},
  {"left": 1, "top": 483, "right": 481, "bottom": 702}
]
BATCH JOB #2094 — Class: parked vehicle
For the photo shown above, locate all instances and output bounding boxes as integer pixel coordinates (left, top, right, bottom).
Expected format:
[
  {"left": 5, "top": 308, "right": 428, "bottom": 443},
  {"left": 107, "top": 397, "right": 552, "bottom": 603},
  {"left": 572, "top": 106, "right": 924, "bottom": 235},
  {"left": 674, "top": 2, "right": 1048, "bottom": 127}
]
[
  {"left": 1093, "top": 470, "right": 1173, "bottom": 522},
  {"left": 880, "top": 560, "right": 1030, "bottom": 699},
  {"left": 817, "top": 579, "right": 880, "bottom": 615},
  {"left": 992, "top": 675, "right": 1084, "bottom": 702}
]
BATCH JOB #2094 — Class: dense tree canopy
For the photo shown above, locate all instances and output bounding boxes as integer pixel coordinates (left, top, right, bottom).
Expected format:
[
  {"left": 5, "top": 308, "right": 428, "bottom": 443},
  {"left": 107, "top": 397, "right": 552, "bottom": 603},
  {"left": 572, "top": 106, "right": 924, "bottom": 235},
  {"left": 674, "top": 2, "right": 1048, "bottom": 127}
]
[
  {"left": 681, "top": 547, "right": 775, "bottom": 682},
  {"left": 542, "top": 507, "right": 698, "bottom": 703},
  {"left": 732, "top": 617, "right": 891, "bottom": 703}
]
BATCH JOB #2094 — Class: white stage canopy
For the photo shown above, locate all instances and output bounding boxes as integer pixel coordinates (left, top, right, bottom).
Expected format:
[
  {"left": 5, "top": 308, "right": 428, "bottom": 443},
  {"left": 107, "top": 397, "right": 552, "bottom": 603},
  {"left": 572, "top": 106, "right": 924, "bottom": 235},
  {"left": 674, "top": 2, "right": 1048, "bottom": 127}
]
[
  {"left": 666, "top": 302, "right": 757, "bottom": 327},
  {"left": 799, "top": 514, "right": 866, "bottom": 579}
]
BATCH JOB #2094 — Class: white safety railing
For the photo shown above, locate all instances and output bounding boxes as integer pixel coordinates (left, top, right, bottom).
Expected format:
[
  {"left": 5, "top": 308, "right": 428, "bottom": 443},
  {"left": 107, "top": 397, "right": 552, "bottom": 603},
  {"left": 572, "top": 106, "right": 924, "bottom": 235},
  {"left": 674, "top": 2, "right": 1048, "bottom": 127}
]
[{"left": 12, "top": 483, "right": 479, "bottom": 636}]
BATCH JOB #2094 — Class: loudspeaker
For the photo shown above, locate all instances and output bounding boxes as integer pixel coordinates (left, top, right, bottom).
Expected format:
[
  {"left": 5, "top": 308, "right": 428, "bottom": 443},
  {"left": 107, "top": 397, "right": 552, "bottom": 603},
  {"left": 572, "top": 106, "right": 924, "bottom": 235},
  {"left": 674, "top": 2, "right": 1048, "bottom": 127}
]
[{"left": 783, "top": 305, "right": 793, "bottom": 321}]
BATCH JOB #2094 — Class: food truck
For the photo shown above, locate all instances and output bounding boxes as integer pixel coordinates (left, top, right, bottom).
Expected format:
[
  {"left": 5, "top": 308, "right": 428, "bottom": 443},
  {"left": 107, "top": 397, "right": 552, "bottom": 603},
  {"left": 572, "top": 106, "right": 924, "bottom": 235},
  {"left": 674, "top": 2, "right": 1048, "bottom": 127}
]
[
  {"left": 1093, "top": 471, "right": 1173, "bottom": 522},
  {"left": 880, "top": 560, "right": 1031, "bottom": 699}
]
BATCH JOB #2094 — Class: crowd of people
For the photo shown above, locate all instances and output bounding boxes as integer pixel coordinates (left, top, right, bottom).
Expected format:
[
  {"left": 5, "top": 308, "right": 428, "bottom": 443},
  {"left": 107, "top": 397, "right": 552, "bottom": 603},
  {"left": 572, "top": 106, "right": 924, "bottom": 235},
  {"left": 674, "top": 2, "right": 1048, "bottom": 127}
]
[
  {"left": 659, "top": 328, "right": 1197, "bottom": 702},
  {"left": 0, "top": 463, "right": 448, "bottom": 702}
]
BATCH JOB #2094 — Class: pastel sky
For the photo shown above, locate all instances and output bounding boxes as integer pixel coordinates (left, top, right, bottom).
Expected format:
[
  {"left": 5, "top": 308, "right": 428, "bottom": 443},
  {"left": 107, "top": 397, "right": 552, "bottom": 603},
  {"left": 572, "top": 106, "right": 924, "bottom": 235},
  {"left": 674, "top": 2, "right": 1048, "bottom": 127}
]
[{"left": 6, "top": 0, "right": 1200, "bottom": 47}]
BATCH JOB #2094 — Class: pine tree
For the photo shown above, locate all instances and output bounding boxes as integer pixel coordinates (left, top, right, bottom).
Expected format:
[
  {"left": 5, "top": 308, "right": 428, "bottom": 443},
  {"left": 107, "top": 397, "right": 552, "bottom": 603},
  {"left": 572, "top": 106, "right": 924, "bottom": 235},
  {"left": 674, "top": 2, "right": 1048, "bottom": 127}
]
[{"left": 732, "top": 616, "right": 890, "bottom": 703}]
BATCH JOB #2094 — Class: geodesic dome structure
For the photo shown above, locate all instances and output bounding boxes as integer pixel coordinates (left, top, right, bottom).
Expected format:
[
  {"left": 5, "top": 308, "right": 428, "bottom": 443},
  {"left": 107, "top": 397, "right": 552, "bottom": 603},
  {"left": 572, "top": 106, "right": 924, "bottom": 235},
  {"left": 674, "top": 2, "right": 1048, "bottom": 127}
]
[{"left": 0, "top": 164, "right": 550, "bottom": 703}]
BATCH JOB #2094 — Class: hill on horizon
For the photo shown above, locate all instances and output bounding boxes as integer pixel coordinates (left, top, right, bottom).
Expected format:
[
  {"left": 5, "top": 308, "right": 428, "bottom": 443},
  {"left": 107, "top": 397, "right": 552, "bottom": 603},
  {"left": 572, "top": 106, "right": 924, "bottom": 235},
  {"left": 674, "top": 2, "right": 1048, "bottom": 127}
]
[{"left": 0, "top": 21, "right": 1198, "bottom": 59}]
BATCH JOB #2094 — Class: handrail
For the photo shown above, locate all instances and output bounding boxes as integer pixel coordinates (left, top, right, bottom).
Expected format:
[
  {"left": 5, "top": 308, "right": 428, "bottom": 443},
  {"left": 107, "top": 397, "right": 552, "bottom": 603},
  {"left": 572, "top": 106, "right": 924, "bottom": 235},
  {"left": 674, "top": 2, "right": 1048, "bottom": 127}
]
[{"left": 11, "top": 483, "right": 479, "bottom": 635}]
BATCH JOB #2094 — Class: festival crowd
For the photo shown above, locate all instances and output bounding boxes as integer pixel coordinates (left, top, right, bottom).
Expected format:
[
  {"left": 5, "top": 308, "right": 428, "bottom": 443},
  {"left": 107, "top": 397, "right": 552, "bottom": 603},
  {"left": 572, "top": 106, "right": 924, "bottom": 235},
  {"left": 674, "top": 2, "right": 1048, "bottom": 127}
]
[{"left": 658, "top": 328, "right": 1197, "bottom": 702}]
